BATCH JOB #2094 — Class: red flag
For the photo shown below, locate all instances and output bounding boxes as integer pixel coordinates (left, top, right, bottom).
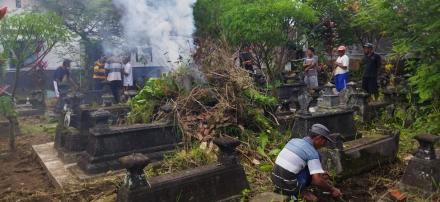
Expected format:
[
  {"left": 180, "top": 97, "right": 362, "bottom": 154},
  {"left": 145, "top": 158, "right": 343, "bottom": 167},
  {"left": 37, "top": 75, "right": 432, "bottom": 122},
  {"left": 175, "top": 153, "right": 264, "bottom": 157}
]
[{"left": 0, "top": 6, "right": 8, "bottom": 20}]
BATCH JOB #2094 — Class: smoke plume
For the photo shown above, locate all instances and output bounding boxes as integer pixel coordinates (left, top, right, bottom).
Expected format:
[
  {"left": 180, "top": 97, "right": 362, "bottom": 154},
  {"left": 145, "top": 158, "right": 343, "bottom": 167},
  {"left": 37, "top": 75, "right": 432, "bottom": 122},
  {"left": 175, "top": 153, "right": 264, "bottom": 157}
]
[{"left": 113, "top": 0, "right": 196, "bottom": 68}]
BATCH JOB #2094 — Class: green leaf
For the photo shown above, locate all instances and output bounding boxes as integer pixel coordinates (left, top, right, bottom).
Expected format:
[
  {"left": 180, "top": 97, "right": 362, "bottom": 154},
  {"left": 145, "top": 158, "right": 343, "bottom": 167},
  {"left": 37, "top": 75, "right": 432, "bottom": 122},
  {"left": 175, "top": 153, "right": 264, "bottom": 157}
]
[{"left": 259, "top": 163, "right": 273, "bottom": 172}]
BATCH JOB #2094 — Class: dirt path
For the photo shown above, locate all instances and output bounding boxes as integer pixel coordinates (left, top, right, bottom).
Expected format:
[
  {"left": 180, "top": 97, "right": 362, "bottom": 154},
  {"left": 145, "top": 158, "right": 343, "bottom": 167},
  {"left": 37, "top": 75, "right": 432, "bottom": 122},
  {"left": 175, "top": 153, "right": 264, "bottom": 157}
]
[{"left": 0, "top": 128, "right": 54, "bottom": 201}]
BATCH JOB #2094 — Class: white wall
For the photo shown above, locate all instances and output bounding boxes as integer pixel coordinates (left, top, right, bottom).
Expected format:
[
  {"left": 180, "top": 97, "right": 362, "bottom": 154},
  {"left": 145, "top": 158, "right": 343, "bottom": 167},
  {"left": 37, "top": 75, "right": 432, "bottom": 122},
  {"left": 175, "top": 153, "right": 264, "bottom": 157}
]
[{"left": 1, "top": 0, "right": 81, "bottom": 70}]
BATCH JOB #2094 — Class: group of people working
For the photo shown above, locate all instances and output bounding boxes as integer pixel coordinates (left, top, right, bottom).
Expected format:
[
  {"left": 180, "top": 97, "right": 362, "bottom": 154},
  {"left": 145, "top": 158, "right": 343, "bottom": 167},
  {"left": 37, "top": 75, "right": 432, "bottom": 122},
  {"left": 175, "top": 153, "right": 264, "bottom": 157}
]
[
  {"left": 303, "top": 43, "right": 382, "bottom": 98},
  {"left": 240, "top": 43, "right": 381, "bottom": 97},
  {"left": 92, "top": 56, "right": 133, "bottom": 103},
  {"left": 271, "top": 44, "right": 382, "bottom": 201},
  {"left": 52, "top": 55, "right": 133, "bottom": 109}
]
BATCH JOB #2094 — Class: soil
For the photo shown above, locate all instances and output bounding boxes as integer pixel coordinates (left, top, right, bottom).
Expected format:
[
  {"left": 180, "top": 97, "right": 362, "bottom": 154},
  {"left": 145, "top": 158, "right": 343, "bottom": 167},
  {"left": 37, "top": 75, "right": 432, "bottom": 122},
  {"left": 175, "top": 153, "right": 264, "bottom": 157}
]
[
  {"left": 0, "top": 118, "right": 118, "bottom": 202},
  {"left": 0, "top": 123, "right": 53, "bottom": 201}
]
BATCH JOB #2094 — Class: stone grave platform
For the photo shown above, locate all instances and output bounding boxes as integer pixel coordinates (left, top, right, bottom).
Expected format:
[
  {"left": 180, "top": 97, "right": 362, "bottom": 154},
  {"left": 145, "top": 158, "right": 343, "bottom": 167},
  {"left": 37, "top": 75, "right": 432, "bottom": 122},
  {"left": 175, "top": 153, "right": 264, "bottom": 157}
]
[
  {"left": 321, "top": 131, "right": 399, "bottom": 178},
  {"left": 292, "top": 109, "right": 359, "bottom": 141},
  {"left": 32, "top": 142, "right": 125, "bottom": 189},
  {"left": 16, "top": 103, "right": 44, "bottom": 117},
  {"left": 250, "top": 192, "right": 289, "bottom": 202},
  {"left": 116, "top": 137, "right": 249, "bottom": 202}
]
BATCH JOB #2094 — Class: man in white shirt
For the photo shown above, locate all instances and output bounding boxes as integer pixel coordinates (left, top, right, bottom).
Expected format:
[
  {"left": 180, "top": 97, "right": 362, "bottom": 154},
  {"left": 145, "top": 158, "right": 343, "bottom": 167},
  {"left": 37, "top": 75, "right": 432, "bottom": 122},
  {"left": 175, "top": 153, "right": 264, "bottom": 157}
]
[
  {"left": 333, "top": 46, "right": 350, "bottom": 92},
  {"left": 123, "top": 57, "right": 133, "bottom": 91},
  {"left": 271, "top": 124, "right": 342, "bottom": 201}
]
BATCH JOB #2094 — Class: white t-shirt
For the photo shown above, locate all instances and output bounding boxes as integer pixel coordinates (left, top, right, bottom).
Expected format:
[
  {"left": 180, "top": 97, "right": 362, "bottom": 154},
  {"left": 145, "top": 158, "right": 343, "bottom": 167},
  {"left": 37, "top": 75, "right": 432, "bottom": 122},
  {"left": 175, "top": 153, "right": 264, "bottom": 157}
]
[
  {"left": 123, "top": 62, "right": 133, "bottom": 87},
  {"left": 275, "top": 147, "right": 324, "bottom": 175},
  {"left": 335, "top": 54, "right": 349, "bottom": 75}
]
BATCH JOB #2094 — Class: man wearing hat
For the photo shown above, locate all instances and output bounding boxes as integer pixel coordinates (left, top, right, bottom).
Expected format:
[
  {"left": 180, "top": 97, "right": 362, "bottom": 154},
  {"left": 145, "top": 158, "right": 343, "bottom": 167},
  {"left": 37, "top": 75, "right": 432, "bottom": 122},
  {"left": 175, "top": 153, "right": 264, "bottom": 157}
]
[
  {"left": 333, "top": 46, "right": 350, "bottom": 92},
  {"left": 271, "top": 124, "right": 342, "bottom": 201},
  {"left": 362, "top": 43, "right": 382, "bottom": 98}
]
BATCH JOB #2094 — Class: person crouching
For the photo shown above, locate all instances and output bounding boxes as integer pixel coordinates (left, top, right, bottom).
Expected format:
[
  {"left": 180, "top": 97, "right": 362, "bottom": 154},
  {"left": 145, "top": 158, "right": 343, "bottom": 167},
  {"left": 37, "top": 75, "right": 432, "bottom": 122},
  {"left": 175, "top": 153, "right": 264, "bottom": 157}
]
[{"left": 271, "top": 124, "right": 342, "bottom": 201}]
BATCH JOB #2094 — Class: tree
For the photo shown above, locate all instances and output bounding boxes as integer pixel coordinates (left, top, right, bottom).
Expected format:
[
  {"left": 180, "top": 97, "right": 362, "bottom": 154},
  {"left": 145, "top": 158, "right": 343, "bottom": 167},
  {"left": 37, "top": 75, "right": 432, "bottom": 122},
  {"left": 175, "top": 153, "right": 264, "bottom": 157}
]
[
  {"left": 0, "top": 96, "right": 17, "bottom": 151},
  {"left": 0, "top": 12, "right": 70, "bottom": 151},
  {"left": 305, "top": 0, "right": 386, "bottom": 52},
  {"left": 39, "top": 0, "right": 120, "bottom": 89},
  {"left": 195, "top": 0, "right": 317, "bottom": 82},
  {"left": 0, "top": 12, "right": 71, "bottom": 97},
  {"left": 356, "top": 0, "right": 440, "bottom": 133}
]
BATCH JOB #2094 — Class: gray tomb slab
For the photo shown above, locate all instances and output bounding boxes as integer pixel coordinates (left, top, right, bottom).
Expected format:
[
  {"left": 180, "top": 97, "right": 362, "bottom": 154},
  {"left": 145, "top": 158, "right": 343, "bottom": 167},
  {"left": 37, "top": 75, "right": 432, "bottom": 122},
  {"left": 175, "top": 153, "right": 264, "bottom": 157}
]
[
  {"left": 291, "top": 109, "right": 358, "bottom": 140},
  {"left": 320, "top": 131, "right": 400, "bottom": 178},
  {"left": 54, "top": 100, "right": 130, "bottom": 163},
  {"left": 77, "top": 117, "right": 180, "bottom": 174},
  {"left": 116, "top": 137, "right": 249, "bottom": 202}
]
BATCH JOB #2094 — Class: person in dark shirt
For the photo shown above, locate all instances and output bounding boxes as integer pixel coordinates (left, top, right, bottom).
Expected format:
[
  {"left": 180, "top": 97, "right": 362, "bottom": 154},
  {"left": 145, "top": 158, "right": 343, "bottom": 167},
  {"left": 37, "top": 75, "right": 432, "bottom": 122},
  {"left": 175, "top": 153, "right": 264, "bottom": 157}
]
[
  {"left": 362, "top": 43, "right": 381, "bottom": 98},
  {"left": 239, "top": 46, "right": 254, "bottom": 72},
  {"left": 53, "top": 59, "right": 76, "bottom": 112}
]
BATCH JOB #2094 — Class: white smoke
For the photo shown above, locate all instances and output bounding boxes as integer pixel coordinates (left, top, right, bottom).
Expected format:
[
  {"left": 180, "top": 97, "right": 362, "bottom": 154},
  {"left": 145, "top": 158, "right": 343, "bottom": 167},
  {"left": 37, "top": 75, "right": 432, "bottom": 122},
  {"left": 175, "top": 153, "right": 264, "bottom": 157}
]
[{"left": 113, "top": 0, "right": 196, "bottom": 69}]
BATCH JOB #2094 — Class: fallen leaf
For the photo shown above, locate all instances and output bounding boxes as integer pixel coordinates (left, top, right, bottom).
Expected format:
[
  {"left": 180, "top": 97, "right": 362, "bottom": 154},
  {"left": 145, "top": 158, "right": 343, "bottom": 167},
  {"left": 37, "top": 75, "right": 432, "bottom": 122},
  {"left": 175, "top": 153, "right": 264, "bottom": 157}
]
[{"left": 389, "top": 189, "right": 407, "bottom": 202}]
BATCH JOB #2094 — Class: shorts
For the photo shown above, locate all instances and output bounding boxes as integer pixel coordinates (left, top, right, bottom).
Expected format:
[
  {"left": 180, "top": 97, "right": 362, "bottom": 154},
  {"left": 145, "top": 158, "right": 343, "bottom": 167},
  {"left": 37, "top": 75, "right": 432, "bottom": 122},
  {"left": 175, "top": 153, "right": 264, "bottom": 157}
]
[
  {"left": 362, "top": 77, "right": 378, "bottom": 94},
  {"left": 334, "top": 73, "right": 349, "bottom": 92},
  {"left": 304, "top": 75, "right": 318, "bottom": 89},
  {"left": 271, "top": 165, "right": 311, "bottom": 198}
]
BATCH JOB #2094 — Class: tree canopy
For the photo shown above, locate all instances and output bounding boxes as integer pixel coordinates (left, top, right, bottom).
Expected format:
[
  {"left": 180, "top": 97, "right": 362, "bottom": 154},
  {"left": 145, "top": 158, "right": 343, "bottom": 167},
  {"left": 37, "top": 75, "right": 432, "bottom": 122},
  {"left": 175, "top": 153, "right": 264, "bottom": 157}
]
[
  {"left": 0, "top": 12, "right": 71, "bottom": 96},
  {"left": 194, "top": 0, "right": 318, "bottom": 81}
]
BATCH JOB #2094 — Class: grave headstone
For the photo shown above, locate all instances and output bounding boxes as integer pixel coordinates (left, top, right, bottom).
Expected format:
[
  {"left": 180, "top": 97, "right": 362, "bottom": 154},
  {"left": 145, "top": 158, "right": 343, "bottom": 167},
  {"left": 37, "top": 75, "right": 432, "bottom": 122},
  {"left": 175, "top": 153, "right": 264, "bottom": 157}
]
[
  {"left": 297, "top": 91, "right": 312, "bottom": 115},
  {"left": 400, "top": 134, "right": 440, "bottom": 193},
  {"left": 102, "top": 94, "right": 114, "bottom": 107},
  {"left": 317, "top": 83, "right": 339, "bottom": 109}
]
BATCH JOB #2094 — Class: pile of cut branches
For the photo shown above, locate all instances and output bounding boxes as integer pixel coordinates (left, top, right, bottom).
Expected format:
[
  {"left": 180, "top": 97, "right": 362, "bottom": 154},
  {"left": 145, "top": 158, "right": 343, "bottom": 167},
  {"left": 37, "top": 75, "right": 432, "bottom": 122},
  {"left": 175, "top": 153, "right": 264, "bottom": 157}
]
[{"left": 128, "top": 39, "right": 285, "bottom": 193}]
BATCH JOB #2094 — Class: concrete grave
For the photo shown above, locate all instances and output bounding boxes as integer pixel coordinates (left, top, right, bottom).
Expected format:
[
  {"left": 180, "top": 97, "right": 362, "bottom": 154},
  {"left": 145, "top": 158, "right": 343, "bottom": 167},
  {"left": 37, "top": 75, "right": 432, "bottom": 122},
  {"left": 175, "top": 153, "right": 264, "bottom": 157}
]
[
  {"left": 346, "top": 82, "right": 369, "bottom": 122},
  {"left": 317, "top": 83, "right": 340, "bottom": 109},
  {"left": 400, "top": 134, "right": 440, "bottom": 194},
  {"left": 291, "top": 110, "right": 358, "bottom": 140},
  {"left": 54, "top": 94, "right": 130, "bottom": 163},
  {"left": 16, "top": 103, "right": 44, "bottom": 117},
  {"left": 33, "top": 110, "right": 181, "bottom": 188},
  {"left": 77, "top": 110, "right": 180, "bottom": 174},
  {"left": 116, "top": 137, "right": 250, "bottom": 202},
  {"left": 276, "top": 83, "right": 306, "bottom": 110},
  {"left": 291, "top": 82, "right": 360, "bottom": 140},
  {"left": 321, "top": 130, "right": 400, "bottom": 178}
]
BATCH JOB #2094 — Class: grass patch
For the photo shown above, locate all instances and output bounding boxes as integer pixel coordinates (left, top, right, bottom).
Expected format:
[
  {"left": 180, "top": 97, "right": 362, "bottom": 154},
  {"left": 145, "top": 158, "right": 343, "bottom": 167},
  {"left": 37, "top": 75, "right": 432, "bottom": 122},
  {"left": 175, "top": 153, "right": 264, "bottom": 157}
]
[{"left": 144, "top": 145, "right": 217, "bottom": 177}]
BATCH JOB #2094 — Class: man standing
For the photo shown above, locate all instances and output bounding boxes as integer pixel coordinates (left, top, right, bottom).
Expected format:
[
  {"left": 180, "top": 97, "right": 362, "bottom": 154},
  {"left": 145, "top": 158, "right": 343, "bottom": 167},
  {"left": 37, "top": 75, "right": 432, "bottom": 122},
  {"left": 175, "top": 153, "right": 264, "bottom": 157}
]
[
  {"left": 92, "top": 56, "right": 107, "bottom": 91},
  {"left": 271, "top": 124, "right": 342, "bottom": 201},
  {"left": 303, "top": 48, "right": 319, "bottom": 89},
  {"left": 105, "top": 56, "right": 123, "bottom": 103},
  {"left": 123, "top": 56, "right": 133, "bottom": 91},
  {"left": 53, "top": 59, "right": 76, "bottom": 112},
  {"left": 362, "top": 43, "right": 381, "bottom": 99},
  {"left": 333, "top": 46, "right": 350, "bottom": 92}
]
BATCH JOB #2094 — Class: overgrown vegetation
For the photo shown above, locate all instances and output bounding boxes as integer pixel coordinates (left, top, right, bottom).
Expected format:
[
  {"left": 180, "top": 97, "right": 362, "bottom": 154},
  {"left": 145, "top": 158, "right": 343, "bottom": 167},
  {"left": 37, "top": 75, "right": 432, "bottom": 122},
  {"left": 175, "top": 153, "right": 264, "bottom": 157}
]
[
  {"left": 0, "top": 96, "right": 17, "bottom": 151},
  {"left": 194, "top": 0, "right": 317, "bottom": 82},
  {"left": 144, "top": 145, "right": 217, "bottom": 177},
  {"left": 0, "top": 12, "right": 71, "bottom": 97},
  {"left": 128, "top": 76, "right": 178, "bottom": 123}
]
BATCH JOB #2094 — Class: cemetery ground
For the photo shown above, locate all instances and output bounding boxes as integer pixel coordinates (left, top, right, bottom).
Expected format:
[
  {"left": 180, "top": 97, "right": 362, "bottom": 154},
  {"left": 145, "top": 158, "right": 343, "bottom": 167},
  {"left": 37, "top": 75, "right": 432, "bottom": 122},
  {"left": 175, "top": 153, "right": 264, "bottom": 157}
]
[{"left": 0, "top": 116, "right": 439, "bottom": 201}]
